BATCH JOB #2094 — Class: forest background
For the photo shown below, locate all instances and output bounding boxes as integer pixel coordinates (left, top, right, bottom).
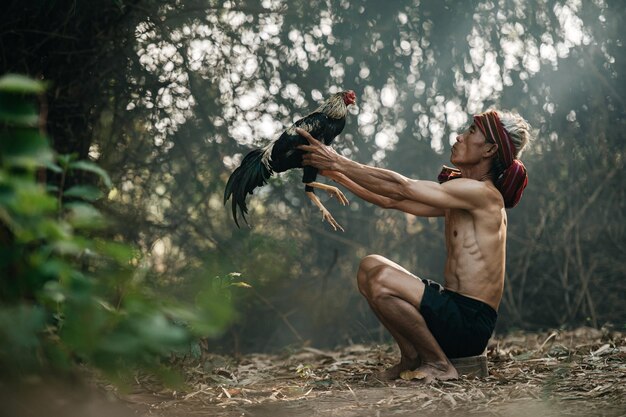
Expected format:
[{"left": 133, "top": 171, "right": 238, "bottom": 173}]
[{"left": 1, "top": 0, "right": 624, "bottom": 377}]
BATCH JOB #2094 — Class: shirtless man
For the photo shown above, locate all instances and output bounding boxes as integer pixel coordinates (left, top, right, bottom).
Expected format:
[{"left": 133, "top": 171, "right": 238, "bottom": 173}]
[{"left": 297, "top": 110, "right": 531, "bottom": 382}]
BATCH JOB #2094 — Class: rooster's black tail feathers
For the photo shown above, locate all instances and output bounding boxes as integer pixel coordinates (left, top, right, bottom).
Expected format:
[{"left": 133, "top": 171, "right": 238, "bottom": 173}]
[{"left": 223, "top": 149, "right": 272, "bottom": 227}]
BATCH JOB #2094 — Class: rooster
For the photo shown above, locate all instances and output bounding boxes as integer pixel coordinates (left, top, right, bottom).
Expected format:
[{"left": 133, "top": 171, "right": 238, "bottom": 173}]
[{"left": 224, "top": 90, "right": 357, "bottom": 231}]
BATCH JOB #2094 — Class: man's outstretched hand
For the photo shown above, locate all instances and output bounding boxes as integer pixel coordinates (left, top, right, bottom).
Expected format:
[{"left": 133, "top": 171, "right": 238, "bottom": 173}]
[{"left": 296, "top": 128, "right": 342, "bottom": 171}]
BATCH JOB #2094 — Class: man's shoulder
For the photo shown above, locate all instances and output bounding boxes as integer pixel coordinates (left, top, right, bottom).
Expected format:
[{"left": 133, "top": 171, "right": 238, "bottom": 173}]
[
  {"left": 443, "top": 177, "right": 500, "bottom": 198},
  {"left": 443, "top": 178, "right": 503, "bottom": 211}
]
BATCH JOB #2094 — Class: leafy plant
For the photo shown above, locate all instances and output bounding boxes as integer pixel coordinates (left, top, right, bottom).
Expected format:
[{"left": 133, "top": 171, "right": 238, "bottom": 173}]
[{"left": 0, "top": 74, "right": 233, "bottom": 380}]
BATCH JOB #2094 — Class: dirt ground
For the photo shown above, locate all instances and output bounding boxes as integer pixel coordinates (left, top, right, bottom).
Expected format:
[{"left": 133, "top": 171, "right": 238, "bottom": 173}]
[
  {"left": 114, "top": 327, "right": 626, "bottom": 417},
  {"left": 1, "top": 327, "right": 624, "bottom": 417}
]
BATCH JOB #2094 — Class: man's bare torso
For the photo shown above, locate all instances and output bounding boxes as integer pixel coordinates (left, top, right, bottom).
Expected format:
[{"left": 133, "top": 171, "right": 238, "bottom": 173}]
[{"left": 443, "top": 181, "right": 507, "bottom": 310}]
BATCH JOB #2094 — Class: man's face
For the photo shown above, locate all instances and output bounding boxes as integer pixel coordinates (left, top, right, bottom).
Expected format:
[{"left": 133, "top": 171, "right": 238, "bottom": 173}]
[{"left": 450, "top": 123, "right": 494, "bottom": 167}]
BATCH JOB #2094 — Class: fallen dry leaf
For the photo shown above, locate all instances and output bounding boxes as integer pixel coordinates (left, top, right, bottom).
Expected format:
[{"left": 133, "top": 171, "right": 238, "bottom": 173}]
[
  {"left": 104, "top": 327, "right": 626, "bottom": 417},
  {"left": 399, "top": 370, "right": 428, "bottom": 381}
]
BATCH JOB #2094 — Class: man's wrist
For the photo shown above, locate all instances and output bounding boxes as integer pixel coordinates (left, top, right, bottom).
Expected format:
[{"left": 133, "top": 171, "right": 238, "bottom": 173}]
[{"left": 332, "top": 154, "right": 353, "bottom": 173}]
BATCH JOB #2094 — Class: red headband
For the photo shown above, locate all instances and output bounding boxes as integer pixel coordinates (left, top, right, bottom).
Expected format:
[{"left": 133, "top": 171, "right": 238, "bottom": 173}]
[{"left": 438, "top": 111, "right": 528, "bottom": 208}]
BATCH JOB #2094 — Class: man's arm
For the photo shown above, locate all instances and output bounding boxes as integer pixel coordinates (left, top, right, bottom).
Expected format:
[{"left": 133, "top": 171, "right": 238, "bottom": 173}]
[
  {"left": 322, "top": 170, "right": 444, "bottom": 217},
  {"left": 297, "top": 128, "right": 489, "bottom": 211}
]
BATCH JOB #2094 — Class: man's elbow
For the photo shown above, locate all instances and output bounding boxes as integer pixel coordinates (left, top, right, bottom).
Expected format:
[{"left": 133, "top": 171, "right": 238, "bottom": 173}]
[
  {"left": 395, "top": 180, "right": 415, "bottom": 201},
  {"left": 380, "top": 198, "right": 399, "bottom": 209}
]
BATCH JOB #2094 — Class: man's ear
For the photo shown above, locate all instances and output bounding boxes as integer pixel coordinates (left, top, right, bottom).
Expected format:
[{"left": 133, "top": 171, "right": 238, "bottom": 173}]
[{"left": 484, "top": 143, "right": 498, "bottom": 158}]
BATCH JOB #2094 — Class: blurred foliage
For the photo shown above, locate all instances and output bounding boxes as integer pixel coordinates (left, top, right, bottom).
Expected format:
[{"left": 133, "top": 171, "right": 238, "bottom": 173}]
[
  {"left": 2, "top": 0, "right": 624, "bottom": 353},
  {"left": 0, "top": 74, "right": 232, "bottom": 379}
]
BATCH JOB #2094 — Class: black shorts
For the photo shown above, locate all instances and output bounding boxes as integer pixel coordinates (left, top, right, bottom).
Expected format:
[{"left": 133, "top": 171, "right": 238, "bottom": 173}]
[{"left": 419, "top": 279, "right": 497, "bottom": 359}]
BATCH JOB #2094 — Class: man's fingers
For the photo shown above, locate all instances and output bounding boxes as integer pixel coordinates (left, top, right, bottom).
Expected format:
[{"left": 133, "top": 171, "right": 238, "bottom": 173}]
[
  {"left": 297, "top": 144, "right": 315, "bottom": 151},
  {"left": 295, "top": 128, "right": 320, "bottom": 145},
  {"left": 301, "top": 154, "right": 312, "bottom": 166}
]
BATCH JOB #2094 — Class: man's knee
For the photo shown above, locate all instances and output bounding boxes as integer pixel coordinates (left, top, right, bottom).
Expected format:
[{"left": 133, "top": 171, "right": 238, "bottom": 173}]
[
  {"left": 357, "top": 255, "right": 385, "bottom": 294},
  {"left": 357, "top": 255, "right": 395, "bottom": 299},
  {"left": 369, "top": 265, "right": 399, "bottom": 303},
  {"left": 358, "top": 254, "right": 386, "bottom": 272}
]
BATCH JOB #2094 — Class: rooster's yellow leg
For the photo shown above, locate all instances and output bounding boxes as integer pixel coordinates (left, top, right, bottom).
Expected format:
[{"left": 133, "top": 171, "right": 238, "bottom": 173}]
[
  {"left": 305, "top": 191, "right": 345, "bottom": 232},
  {"left": 306, "top": 182, "right": 349, "bottom": 206}
]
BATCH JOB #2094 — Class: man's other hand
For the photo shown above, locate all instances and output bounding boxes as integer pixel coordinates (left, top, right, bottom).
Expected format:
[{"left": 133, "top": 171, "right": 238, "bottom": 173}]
[{"left": 296, "top": 128, "right": 342, "bottom": 171}]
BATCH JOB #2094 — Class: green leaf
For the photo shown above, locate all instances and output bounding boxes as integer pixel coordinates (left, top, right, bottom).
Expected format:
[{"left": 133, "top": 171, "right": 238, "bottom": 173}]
[
  {"left": 230, "top": 281, "right": 252, "bottom": 288},
  {"left": 64, "top": 185, "right": 103, "bottom": 202},
  {"left": 38, "top": 258, "right": 72, "bottom": 282},
  {"left": 97, "top": 332, "right": 142, "bottom": 355},
  {"left": 0, "top": 129, "right": 54, "bottom": 169},
  {"left": 56, "top": 154, "right": 73, "bottom": 169},
  {"left": 41, "top": 281, "right": 66, "bottom": 303},
  {"left": 191, "top": 287, "right": 234, "bottom": 337},
  {"left": 136, "top": 313, "right": 188, "bottom": 347},
  {"left": 39, "top": 218, "right": 71, "bottom": 240},
  {"left": 68, "top": 160, "right": 112, "bottom": 188},
  {"left": 0, "top": 94, "right": 39, "bottom": 126},
  {"left": 64, "top": 202, "right": 107, "bottom": 229},
  {"left": 95, "top": 240, "right": 135, "bottom": 263},
  {"left": 51, "top": 237, "right": 89, "bottom": 256},
  {"left": 0, "top": 74, "right": 47, "bottom": 94},
  {"left": 10, "top": 181, "right": 57, "bottom": 215},
  {"left": 0, "top": 305, "right": 46, "bottom": 371},
  {"left": 44, "top": 160, "right": 63, "bottom": 173}
]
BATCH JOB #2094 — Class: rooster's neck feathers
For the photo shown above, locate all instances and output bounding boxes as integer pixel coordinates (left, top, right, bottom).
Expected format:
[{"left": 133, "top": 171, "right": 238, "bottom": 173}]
[{"left": 312, "top": 93, "right": 348, "bottom": 119}]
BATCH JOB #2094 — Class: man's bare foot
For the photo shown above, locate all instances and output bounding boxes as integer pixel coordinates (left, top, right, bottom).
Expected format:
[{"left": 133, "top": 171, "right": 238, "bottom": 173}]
[
  {"left": 375, "top": 356, "right": 421, "bottom": 381},
  {"left": 405, "top": 363, "right": 458, "bottom": 383}
]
